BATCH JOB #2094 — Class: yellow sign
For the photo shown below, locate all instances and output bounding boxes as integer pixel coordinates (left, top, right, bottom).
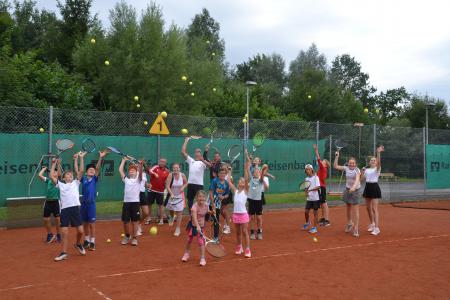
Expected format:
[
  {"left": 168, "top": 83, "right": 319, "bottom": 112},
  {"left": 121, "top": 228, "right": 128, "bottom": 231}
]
[{"left": 149, "top": 115, "right": 170, "bottom": 135}]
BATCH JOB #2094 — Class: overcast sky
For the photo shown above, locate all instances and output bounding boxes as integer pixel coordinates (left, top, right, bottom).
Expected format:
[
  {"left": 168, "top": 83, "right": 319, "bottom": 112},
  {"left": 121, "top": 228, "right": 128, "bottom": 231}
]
[{"left": 36, "top": 0, "right": 450, "bottom": 105}]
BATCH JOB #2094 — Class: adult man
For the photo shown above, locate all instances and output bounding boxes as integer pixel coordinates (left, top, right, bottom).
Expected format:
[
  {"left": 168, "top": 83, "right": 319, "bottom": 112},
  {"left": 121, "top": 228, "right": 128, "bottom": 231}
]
[{"left": 147, "top": 158, "right": 170, "bottom": 225}]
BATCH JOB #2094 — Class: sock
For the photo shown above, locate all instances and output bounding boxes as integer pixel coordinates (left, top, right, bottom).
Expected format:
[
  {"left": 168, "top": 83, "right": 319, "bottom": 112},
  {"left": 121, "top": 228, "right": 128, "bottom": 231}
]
[
  {"left": 126, "top": 234, "right": 130, "bottom": 238},
  {"left": 90, "top": 237, "right": 95, "bottom": 243},
  {"left": 85, "top": 235, "right": 90, "bottom": 242}
]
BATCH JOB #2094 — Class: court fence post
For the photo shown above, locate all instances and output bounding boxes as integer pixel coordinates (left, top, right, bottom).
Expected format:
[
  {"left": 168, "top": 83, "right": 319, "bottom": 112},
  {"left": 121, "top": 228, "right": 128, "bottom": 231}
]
[
  {"left": 316, "top": 121, "right": 319, "bottom": 145},
  {"left": 48, "top": 106, "right": 53, "bottom": 155},
  {"left": 423, "top": 127, "right": 426, "bottom": 194},
  {"left": 373, "top": 124, "right": 376, "bottom": 156}
]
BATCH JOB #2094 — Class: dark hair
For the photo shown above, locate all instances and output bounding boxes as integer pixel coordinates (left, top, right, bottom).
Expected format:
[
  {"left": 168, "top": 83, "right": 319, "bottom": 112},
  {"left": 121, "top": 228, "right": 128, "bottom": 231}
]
[{"left": 86, "top": 164, "right": 96, "bottom": 171}]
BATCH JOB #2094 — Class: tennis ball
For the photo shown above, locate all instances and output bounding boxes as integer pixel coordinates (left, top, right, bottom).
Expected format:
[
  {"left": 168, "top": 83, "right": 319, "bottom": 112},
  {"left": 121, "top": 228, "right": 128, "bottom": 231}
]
[
  {"left": 121, "top": 233, "right": 125, "bottom": 237},
  {"left": 104, "top": 60, "right": 110, "bottom": 66},
  {"left": 136, "top": 104, "right": 140, "bottom": 108},
  {"left": 189, "top": 81, "right": 193, "bottom": 86},
  {"left": 211, "top": 52, "right": 216, "bottom": 56},
  {"left": 150, "top": 226, "right": 158, "bottom": 235},
  {"left": 206, "top": 40, "right": 210, "bottom": 44},
  {"left": 190, "top": 92, "right": 195, "bottom": 97},
  {"left": 181, "top": 75, "right": 187, "bottom": 81},
  {"left": 308, "top": 95, "right": 312, "bottom": 99},
  {"left": 376, "top": 108, "right": 380, "bottom": 114},
  {"left": 161, "top": 111, "right": 167, "bottom": 118},
  {"left": 181, "top": 128, "right": 188, "bottom": 135},
  {"left": 134, "top": 96, "right": 139, "bottom": 101},
  {"left": 106, "top": 238, "right": 111, "bottom": 243},
  {"left": 39, "top": 128, "right": 44, "bottom": 133},
  {"left": 364, "top": 108, "right": 369, "bottom": 113},
  {"left": 242, "top": 118, "right": 247, "bottom": 123},
  {"left": 313, "top": 237, "right": 318, "bottom": 242},
  {"left": 90, "top": 38, "right": 96, "bottom": 44},
  {"left": 212, "top": 88, "right": 217, "bottom": 92},
  {"left": 144, "top": 120, "right": 148, "bottom": 125},
  {"left": 244, "top": 114, "right": 248, "bottom": 118}
]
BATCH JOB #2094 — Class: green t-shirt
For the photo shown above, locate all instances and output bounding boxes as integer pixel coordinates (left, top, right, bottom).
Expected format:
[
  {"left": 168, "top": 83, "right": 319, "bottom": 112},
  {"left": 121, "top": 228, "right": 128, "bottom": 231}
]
[{"left": 45, "top": 177, "right": 60, "bottom": 201}]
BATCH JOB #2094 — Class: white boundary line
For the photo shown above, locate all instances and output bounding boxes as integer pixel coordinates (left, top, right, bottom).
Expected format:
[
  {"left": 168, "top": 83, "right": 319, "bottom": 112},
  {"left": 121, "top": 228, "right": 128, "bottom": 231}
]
[{"left": 1, "top": 234, "right": 448, "bottom": 293}]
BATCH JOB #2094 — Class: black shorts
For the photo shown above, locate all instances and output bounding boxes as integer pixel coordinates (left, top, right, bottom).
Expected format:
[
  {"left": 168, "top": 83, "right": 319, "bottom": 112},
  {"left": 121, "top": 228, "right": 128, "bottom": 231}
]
[
  {"left": 147, "top": 191, "right": 164, "bottom": 205},
  {"left": 122, "top": 202, "right": 140, "bottom": 223},
  {"left": 187, "top": 184, "right": 203, "bottom": 209},
  {"left": 261, "top": 192, "right": 266, "bottom": 205},
  {"left": 221, "top": 196, "right": 232, "bottom": 206},
  {"left": 43, "top": 200, "right": 60, "bottom": 218},
  {"left": 139, "top": 192, "right": 148, "bottom": 206},
  {"left": 248, "top": 199, "right": 263, "bottom": 215},
  {"left": 60, "top": 206, "right": 82, "bottom": 227},
  {"left": 319, "top": 186, "right": 327, "bottom": 204},
  {"left": 363, "top": 182, "right": 382, "bottom": 199},
  {"left": 305, "top": 200, "right": 320, "bottom": 211}
]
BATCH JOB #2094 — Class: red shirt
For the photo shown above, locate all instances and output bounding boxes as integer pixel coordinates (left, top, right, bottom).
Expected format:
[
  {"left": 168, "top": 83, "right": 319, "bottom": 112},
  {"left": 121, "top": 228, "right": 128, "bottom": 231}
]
[
  {"left": 317, "top": 158, "right": 328, "bottom": 187},
  {"left": 149, "top": 165, "right": 170, "bottom": 193}
]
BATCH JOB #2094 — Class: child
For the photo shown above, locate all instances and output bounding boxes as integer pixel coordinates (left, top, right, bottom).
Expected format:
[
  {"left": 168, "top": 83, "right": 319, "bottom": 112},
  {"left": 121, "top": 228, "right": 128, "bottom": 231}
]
[
  {"left": 119, "top": 157, "right": 143, "bottom": 246},
  {"left": 51, "top": 153, "right": 86, "bottom": 261},
  {"left": 209, "top": 167, "right": 231, "bottom": 241},
  {"left": 302, "top": 164, "right": 321, "bottom": 234},
  {"left": 165, "top": 163, "right": 188, "bottom": 236},
  {"left": 227, "top": 159, "right": 251, "bottom": 258},
  {"left": 246, "top": 150, "right": 269, "bottom": 240},
  {"left": 81, "top": 151, "right": 107, "bottom": 251},
  {"left": 313, "top": 144, "right": 331, "bottom": 226},
  {"left": 181, "top": 190, "right": 209, "bottom": 266},
  {"left": 38, "top": 158, "right": 61, "bottom": 244}
]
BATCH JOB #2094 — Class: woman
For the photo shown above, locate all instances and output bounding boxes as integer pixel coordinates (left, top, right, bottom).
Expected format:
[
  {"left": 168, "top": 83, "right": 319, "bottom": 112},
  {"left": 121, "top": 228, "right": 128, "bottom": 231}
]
[
  {"left": 334, "top": 152, "right": 361, "bottom": 237},
  {"left": 361, "top": 146, "right": 384, "bottom": 236},
  {"left": 166, "top": 163, "right": 188, "bottom": 236}
]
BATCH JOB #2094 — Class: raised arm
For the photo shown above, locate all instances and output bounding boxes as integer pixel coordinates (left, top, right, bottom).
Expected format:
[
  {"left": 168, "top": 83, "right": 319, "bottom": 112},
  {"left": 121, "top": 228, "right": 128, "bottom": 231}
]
[
  {"left": 95, "top": 151, "right": 108, "bottom": 177},
  {"left": 77, "top": 151, "right": 86, "bottom": 181},
  {"left": 138, "top": 160, "right": 143, "bottom": 182},
  {"left": 181, "top": 137, "right": 190, "bottom": 160},
  {"left": 203, "top": 144, "right": 210, "bottom": 161},
  {"left": 200, "top": 155, "right": 212, "bottom": 168},
  {"left": 376, "top": 145, "right": 384, "bottom": 171},
  {"left": 119, "top": 157, "right": 127, "bottom": 179},
  {"left": 56, "top": 158, "right": 62, "bottom": 178},
  {"left": 73, "top": 152, "right": 80, "bottom": 178},
  {"left": 313, "top": 144, "right": 321, "bottom": 161},
  {"left": 38, "top": 166, "right": 47, "bottom": 181},
  {"left": 333, "top": 151, "right": 345, "bottom": 171},
  {"left": 244, "top": 158, "right": 250, "bottom": 192},
  {"left": 261, "top": 165, "right": 269, "bottom": 190},
  {"left": 49, "top": 159, "right": 58, "bottom": 185},
  {"left": 227, "top": 169, "right": 237, "bottom": 193}
]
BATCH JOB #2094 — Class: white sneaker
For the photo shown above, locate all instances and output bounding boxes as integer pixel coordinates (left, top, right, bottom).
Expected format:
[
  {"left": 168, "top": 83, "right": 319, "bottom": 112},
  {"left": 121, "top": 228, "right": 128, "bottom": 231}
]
[
  {"left": 158, "top": 219, "right": 164, "bottom": 225},
  {"left": 353, "top": 229, "right": 360, "bottom": 238},
  {"left": 371, "top": 227, "right": 381, "bottom": 236},
  {"left": 54, "top": 252, "right": 68, "bottom": 261},
  {"left": 174, "top": 227, "right": 181, "bottom": 237},
  {"left": 121, "top": 236, "right": 129, "bottom": 245},
  {"left": 367, "top": 223, "right": 375, "bottom": 232},
  {"left": 199, "top": 257, "right": 206, "bottom": 266},
  {"left": 131, "top": 238, "right": 138, "bottom": 246},
  {"left": 223, "top": 225, "right": 231, "bottom": 235},
  {"left": 345, "top": 223, "right": 353, "bottom": 233},
  {"left": 137, "top": 226, "right": 143, "bottom": 236}
]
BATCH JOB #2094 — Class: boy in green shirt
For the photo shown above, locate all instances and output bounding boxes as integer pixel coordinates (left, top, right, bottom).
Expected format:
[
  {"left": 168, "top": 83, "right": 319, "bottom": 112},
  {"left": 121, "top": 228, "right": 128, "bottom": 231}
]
[{"left": 39, "top": 159, "right": 61, "bottom": 243}]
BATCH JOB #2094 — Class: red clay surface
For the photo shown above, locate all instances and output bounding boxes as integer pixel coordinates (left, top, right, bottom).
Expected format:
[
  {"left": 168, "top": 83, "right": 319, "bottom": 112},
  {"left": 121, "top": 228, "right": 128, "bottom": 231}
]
[{"left": 1, "top": 203, "right": 449, "bottom": 300}]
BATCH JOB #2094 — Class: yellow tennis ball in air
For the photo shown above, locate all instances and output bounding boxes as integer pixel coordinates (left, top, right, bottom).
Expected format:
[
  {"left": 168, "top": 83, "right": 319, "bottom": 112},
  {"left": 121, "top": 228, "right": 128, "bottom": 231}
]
[
  {"left": 121, "top": 233, "right": 125, "bottom": 237},
  {"left": 190, "top": 92, "right": 195, "bottom": 97},
  {"left": 104, "top": 60, "right": 110, "bottom": 66},
  {"left": 211, "top": 52, "right": 216, "bottom": 56},
  {"left": 364, "top": 108, "right": 369, "bottom": 113},
  {"left": 212, "top": 88, "right": 217, "bottom": 92},
  {"left": 244, "top": 114, "right": 248, "bottom": 118},
  {"left": 134, "top": 96, "right": 139, "bottom": 101},
  {"left": 376, "top": 108, "right": 380, "bottom": 114},
  {"left": 106, "top": 238, "right": 111, "bottom": 243},
  {"left": 39, "top": 128, "right": 44, "bottom": 133},
  {"left": 150, "top": 226, "right": 158, "bottom": 235},
  {"left": 181, "top": 128, "right": 188, "bottom": 135},
  {"left": 308, "top": 95, "right": 312, "bottom": 99},
  {"left": 189, "top": 81, "right": 193, "bottom": 86},
  {"left": 136, "top": 104, "right": 140, "bottom": 108},
  {"left": 90, "top": 38, "right": 96, "bottom": 44},
  {"left": 144, "top": 120, "right": 148, "bottom": 125},
  {"left": 181, "top": 75, "right": 187, "bottom": 81},
  {"left": 313, "top": 237, "right": 318, "bottom": 242},
  {"left": 206, "top": 40, "right": 210, "bottom": 44},
  {"left": 161, "top": 111, "right": 167, "bottom": 118}
]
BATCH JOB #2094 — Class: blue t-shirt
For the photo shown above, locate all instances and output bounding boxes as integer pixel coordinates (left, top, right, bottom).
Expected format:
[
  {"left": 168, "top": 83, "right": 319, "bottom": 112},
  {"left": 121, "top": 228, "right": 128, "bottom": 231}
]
[
  {"left": 81, "top": 175, "right": 98, "bottom": 204},
  {"left": 209, "top": 177, "right": 230, "bottom": 209}
]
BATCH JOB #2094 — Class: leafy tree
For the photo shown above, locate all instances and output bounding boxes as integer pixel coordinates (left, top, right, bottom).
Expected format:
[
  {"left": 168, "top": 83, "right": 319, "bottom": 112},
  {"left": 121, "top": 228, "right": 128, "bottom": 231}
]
[
  {"left": 373, "top": 87, "right": 409, "bottom": 124},
  {"left": 403, "top": 95, "right": 449, "bottom": 129},
  {"left": 289, "top": 43, "right": 327, "bottom": 80}
]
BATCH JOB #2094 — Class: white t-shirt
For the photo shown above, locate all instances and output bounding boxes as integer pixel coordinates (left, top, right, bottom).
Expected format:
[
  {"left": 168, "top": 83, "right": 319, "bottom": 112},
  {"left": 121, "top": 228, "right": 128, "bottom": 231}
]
[
  {"left": 305, "top": 175, "right": 320, "bottom": 201},
  {"left": 344, "top": 166, "right": 361, "bottom": 189},
  {"left": 123, "top": 174, "right": 141, "bottom": 203},
  {"left": 186, "top": 156, "right": 207, "bottom": 185},
  {"left": 140, "top": 173, "right": 147, "bottom": 192},
  {"left": 364, "top": 167, "right": 380, "bottom": 183},
  {"left": 56, "top": 180, "right": 81, "bottom": 209},
  {"left": 233, "top": 190, "right": 248, "bottom": 213},
  {"left": 261, "top": 176, "right": 269, "bottom": 192}
]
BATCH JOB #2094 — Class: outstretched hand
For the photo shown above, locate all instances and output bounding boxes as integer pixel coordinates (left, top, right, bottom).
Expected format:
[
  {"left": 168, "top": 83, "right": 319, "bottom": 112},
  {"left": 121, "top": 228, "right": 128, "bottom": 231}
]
[{"left": 377, "top": 145, "right": 385, "bottom": 153}]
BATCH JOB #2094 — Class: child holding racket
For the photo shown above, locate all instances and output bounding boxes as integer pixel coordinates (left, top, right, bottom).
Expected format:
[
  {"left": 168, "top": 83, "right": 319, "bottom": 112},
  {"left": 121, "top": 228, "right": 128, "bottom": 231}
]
[
  {"left": 313, "top": 144, "right": 331, "bottom": 226},
  {"left": 80, "top": 150, "right": 107, "bottom": 251},
  {"left": 301, "top": 164, "right": 321, "bottom": 234},
  {"left": 227, "top": 159, "right": 251, "bottom": 258},
  {"left": 38, "top": 158, "right": 61, "bottom": 244},
  {"left": 182, "top": 190, "right": 209, "bottom": 266},
  {"left": 334, "top": 152, "right": 361, "bottom": 237},
  {"left": 361, "top": 146, "right": 384, "bottom": 236},
  {"left": 209, "top": 167, "right": 231, "bottom": 241},
  {"left": 51, "top": 153, "right": 86, "bottom": 261},
  {"left": 166, "top": 163, "right": 188, "bottom": 236},
  {"left": 119, "top": 157, "right": 143, "bottom": 246}
]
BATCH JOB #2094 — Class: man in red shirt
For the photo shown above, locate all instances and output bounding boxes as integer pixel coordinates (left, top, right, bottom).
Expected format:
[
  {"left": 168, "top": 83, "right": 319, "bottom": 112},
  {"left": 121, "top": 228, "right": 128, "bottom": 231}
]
[
  {"left": 314, "top": 144, "right": 331, "bottom": 226},
  {"left": 147, "top": 158, "right": 170, "bottom": 225}
]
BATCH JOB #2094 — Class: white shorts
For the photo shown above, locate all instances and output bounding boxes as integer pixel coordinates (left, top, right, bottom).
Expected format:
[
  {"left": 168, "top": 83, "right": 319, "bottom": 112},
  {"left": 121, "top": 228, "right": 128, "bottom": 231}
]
[{"left": 166, "top": 196, "right": 184, "bottom": 212}]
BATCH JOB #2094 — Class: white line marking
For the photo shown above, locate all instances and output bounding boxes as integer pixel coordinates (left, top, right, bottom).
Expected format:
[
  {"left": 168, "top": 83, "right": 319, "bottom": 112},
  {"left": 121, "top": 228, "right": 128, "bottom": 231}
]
[{"left": 96, "top": 268, "right": 162, "bottom": 279}]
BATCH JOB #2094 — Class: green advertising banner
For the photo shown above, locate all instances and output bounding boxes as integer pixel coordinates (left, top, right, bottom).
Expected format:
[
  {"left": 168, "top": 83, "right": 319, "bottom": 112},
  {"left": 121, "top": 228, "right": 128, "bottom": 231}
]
[
  {"left": 426, "top": 144, "right": 450, "bottom": 189},
  {"left": 0, "top": 133, "right": 325, "bottom": 205}
]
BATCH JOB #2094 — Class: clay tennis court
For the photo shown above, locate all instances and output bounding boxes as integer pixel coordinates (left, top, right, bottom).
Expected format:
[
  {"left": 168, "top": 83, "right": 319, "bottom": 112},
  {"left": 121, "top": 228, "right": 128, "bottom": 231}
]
[{"left": 1, "top": 202, "right": 449, "bottom": 300}]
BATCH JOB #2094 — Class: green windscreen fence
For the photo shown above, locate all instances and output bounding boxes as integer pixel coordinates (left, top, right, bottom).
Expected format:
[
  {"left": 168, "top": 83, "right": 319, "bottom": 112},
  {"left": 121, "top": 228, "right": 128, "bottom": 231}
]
[
  {"left": 0, "top": 133, "right": 326, "bottom": 205},
  {"left": 426, "top": 144, "right": 450, "bottom": 189}
]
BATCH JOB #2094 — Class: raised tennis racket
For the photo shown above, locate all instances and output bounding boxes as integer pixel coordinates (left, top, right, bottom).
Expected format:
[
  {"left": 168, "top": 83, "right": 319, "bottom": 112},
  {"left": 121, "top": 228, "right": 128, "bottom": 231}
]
[
  {"left": 228, "top": 144, "right": 241, "bottom": 164},
  {"left": 190, "top": 135, "right": 202, "bottom": 140},
  {"left": 106, "top": 146, "right": 139, "bottom": 164},
  {"left": 209, "top": 129, "right": 223, "bottom": 144},
  {"left": 251, "top": 132, "right": 266, "bottom": 153},
  {"left": 299, "top": 180, "right": 311, "bottom": 191},
  {"left": 55, "top": 139, "right": 74, "bottom": 156},
  {"left": 81, "top": 138, "right": 96, "bottom": 153},
  {"left": 335, "top": 139, "right": 347, "bottom": 153}
]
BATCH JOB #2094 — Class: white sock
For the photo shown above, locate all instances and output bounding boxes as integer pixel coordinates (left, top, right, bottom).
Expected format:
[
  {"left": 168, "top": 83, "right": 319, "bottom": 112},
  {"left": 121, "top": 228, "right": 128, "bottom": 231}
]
[
  {"left": 85, "top": 235, "right": 90, "bottom": 242},
  {"left": 90, "top": 237, "right": 95, "bottom": 243}
]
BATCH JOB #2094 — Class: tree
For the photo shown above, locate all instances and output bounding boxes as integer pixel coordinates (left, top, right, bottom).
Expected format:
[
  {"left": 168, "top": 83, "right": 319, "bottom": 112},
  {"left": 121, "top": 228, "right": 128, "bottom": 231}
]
[
  {"left": 289, "top": 43, "right": 327, "bottom": 80},
  {"left": 403, "top": 95, "right": 449, "bottom": 129},
  {"left": 373, "top": 87, "right": 409, "bottom": 124}
]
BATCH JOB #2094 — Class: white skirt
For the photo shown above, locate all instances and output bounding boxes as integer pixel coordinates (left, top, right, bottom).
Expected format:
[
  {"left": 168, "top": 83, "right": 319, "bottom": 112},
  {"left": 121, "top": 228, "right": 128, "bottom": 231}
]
[{"left": 166, "top": 196, "right": 184, "bottom": 212}]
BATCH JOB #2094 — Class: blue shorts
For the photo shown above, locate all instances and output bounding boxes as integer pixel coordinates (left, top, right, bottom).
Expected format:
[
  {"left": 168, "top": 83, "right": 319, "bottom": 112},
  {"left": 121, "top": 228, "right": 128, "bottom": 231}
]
[
  {"left": 60, "top": 206, "right": 82, "bottom": 228},
  {"left": 80, "top": 202, "right": 96, "bottom": 223}
]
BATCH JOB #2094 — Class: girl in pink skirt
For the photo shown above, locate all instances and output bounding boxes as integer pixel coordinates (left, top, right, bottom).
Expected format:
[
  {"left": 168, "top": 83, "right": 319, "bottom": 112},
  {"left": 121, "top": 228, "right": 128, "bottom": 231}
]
[{"left": 227, "top": 157, "right": 251, "bottom": 258}]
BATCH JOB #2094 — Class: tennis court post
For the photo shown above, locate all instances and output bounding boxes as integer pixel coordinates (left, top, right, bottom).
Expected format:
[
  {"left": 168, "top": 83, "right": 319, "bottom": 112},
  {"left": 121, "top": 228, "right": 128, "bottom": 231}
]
[{"left": 48, "top": 106, "right": 53, "bottom": 156}]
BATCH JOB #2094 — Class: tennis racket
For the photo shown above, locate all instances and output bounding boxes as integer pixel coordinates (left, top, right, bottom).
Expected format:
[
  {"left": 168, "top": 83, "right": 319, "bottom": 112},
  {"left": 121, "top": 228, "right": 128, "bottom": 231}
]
[
  {"left": 335, "top": 139, "right": 347, "bottom": 154},
  {"left": 106, "top": 146, "right": 139, "bottom": 164},
  {"left": 81, "top": 138, "right": 96, "bottom": 153},
  {"left": 201, "top": 214, "right": 226, "bottom": 258},
  {"left": 190, "top": 135, "right": 202, "bottom": 139},
  {"left": 251, "top": 132, "right": 266, "bottom": 153},
  {"left": 299, "top": 180, "right": 311, "bottom": 191},
  {"left": 228, "top": 144, "right": 241, "bottom": 164},
  {"left": 209, "top": 129, "right": 223, "bottom": 144},
  {"left": 55, "top": 139, "right": 74, "bottom": 156}
]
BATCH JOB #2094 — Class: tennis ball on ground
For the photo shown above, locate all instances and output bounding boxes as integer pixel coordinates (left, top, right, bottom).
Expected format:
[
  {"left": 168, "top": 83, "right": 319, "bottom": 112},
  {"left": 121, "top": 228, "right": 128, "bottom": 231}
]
[
  {"left": 181, "top": 128, "right": 188, "bottom": 135},
  {"left": 150, "top": 226, "right": 158, "bottom": 235},
  {"left": 90, "top": 38, "right": 96, "bottom": 44},
  {"left": 313, "top": 237, "right": 318, "bottom": 242},
  {"left": 144, "top": 120, "right": 148, "bottom": 125},
  {"left": 136, "top": 104, "right": 140, "bottom": 108},
  {"left": 39, "top": 128, "right": 44, "bottom": 133},
  {"left": 161, "top": 111, "right": 167, "bottom": 118},
  {"left": 190, "top": 92, "right": 195, "bottom": 97},
  {"left": 181, "top": 75, "right": 187, "bottom": 81},
  {"left": 106, "top": 238, "right": 111, "bottom": 243},
  {"left": 134, "top": 96, "right": 139, "bottom": 101},
  {"left": 104, "top": 60, "right": 110, "bottom": 66},
  {"left": 242, "top": 118, "right": 247, "bottom": 123},
  {"left": 308, "top": 95, "right": 312, "bottom": 99},
  {"left": 364, "top": 108, "right": 369, "bottom": 113}
]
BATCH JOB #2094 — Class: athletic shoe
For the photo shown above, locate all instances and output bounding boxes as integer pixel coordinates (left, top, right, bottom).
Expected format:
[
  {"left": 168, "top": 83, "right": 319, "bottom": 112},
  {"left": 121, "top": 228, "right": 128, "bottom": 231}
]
[
  {"left": 257, "top": 231, "right": 263, "bottom": 240},
  {"left": 174, "top": 227, "right": 181, "bottom": 237},
  {"left": 46, "top": 233, "right": 55, "bottom": 244},
  {"left": 367, "top": 223, "right": 375, "bottom": 232},
  {"left": 324, "top": 220, "right": 331, "bottom": 227},
  {"left": 131, "top": 238, "right": 138, "bottom": 246},
  {"left": 223, "top": 225, "right": 231, "bottom": 235},
  {"left": 345, "top": 223, "right": 353, "bottom": 233},
  {"left": 83, "top": 240, "right": 90, "bottom": 248},
  {"left": 56, "top": 233, "right": 62, "bottom": 243},
  {"left": 144, "top": 218, "right": 151, "bottom": 225},
  {"left": 89, "top": 242, "right": 96, "bottom": 251},
  {"left": 353, "top": 229, "right": 360, "bottom": 238},
  {"left": 319, "top": 218, "right": 326, "bottom": 226},
  {"left": 121, "top": 236, "right": 129, "bottom": 245},
  {"left": 75, "top": 244, "right": 86, "bottom": 255},
  {"left": 371, "top": 227, "right": 381, "bottom": 236},
  {"left": 54, "top": 252, "right": 68, "bottom": 262},
  {"left": 244, "top": 248, "right": 252, "bottom": 258},
  {"left": 302, "top": 223, "right": 310, "bottom": 230},
  {"left": 181, "top": 252, "right": 190, "bottom": 262},
  {"left": 309, "top": 227, "right": 318, "bottom": 234},
  {"left": 235, "top": 245, "right": 243, "bottom": 255},
  {"left": 168, "top": 217, "right": 174, "bottom": 226},
  {"left": 199, "top": 257, "right": 206, "bottom": 266},
  {"left": 250, "top": 232, "right": 256, "bottom": 240},
  {"left": 158, "top": 219, "right": 164, "bottom": 225}
]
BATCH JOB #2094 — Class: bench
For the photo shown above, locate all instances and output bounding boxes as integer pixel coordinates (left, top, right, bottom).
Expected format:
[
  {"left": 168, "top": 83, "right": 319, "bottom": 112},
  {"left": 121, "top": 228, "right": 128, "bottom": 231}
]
[{"left": 379, "top": 172, "right": 397, "bottom": 182}]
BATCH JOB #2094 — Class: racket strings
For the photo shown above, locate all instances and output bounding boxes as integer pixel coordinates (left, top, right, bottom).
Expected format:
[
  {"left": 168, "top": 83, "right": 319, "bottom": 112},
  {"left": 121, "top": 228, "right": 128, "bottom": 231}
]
[
  {"left": 56, "top": 139, "right": 74, "bottom": 151},
  {"left": 82, "top": 139, "right": 96, "bottom": 153}
]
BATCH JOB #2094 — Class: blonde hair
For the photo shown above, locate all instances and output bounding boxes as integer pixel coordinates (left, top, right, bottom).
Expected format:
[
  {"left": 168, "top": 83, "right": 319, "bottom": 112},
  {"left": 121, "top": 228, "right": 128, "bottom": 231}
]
[{"left": 195, "top": 190, "right": 207, "bottom": 199}]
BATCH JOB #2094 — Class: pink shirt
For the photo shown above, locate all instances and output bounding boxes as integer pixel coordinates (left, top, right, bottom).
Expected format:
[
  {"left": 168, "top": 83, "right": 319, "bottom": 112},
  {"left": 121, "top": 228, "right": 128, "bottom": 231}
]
[{"left": 191, "top": 202, "right": 208, "bottom": 227}]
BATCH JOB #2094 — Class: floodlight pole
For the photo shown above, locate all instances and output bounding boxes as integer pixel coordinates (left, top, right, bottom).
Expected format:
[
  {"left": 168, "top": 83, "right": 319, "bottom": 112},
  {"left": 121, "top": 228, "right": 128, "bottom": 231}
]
[{"left": 245, "top": 81, "right": 257, "bottom": 145}]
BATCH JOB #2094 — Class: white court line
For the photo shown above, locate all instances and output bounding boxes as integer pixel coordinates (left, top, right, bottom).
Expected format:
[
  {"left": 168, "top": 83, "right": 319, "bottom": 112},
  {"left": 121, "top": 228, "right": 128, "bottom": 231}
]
[
  {"left": 1, "top": 234, "right": 448, "bottom": 293},
  {"left": 83, "top": 280, "right": 113, "bottom": 300}
]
